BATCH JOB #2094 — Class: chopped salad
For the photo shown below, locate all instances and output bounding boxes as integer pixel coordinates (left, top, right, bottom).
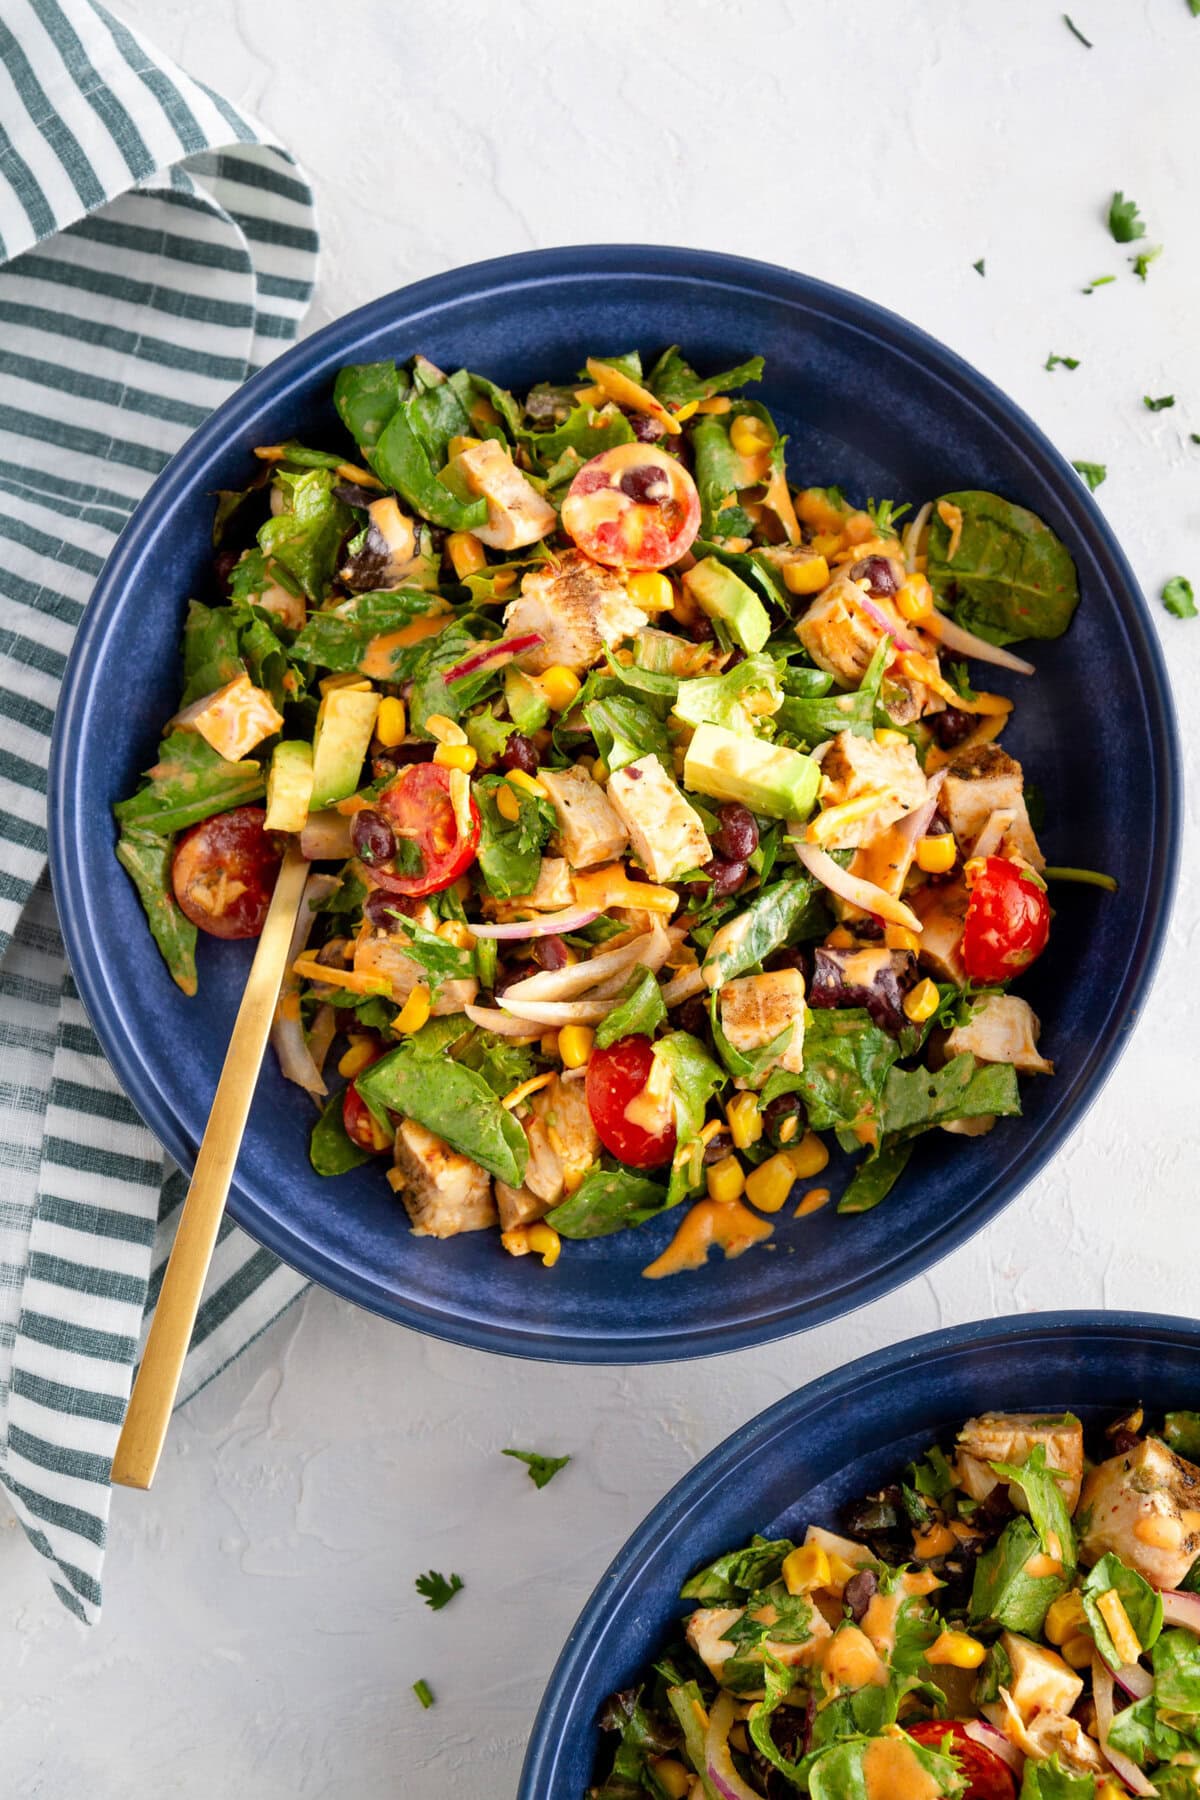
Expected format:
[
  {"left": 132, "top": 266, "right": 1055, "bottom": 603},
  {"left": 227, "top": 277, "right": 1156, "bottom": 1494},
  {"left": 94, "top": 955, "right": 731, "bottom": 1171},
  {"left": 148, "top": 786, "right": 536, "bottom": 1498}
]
[
  {"left": 591, "top": 1405, "right": 1200, "bottom": 1800},
  {"left": 114, "top": 346, "right": 1094, "bottom": 1267}
]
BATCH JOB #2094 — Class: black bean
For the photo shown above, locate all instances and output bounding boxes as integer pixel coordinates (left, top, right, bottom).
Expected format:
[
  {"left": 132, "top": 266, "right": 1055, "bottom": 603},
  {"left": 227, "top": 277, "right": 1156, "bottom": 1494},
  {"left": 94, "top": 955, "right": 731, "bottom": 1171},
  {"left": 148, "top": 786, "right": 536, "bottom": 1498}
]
[
  {"left": 724, "top": 646, "right": 747, "bottom": 670},
  {"left": 351, "top": 808, "right": 396, "bottom": 866},
  {"left": 711, "top": 803, "right": 759, "bottom": 863},
  {"left": 500, "top": 732, "right": 539, "bottom": 775},
  {"left": 618, "top": 463, "right": 669, "bottom": 505},
  {"left": 765, "top": 945, "right": 813, "bottom": 985},
  {"left": 706, "top": 858, "right": 748, "bottom": 899},
  {"left": 843, "top": 1569, "right": 879, "bottom": 1622},
  {"left": 849, "top": 554, "right": 899, "bottom": 597},
  {"left": 531, "top": 935, "right": 569, "bottom": 972},
  {"left": 213, "top": 549, "right": 239, "bottom": 596},
  {"left": 628, "top": 413, "right": 665, "bottom": 443},
  {"left": 1110, "top": 1428, "right": 1141, "bottom": 1456},
  {"left": 364, "top": 888, "right": 408, "bottom": 931},
  {"left": 379, "top": 741, "right": 436, "bottom": 768},
  {"left": 762, "top": 1092, "right": 807, "bottom": 1148},
  {"left": 931, "top": 706, "right": 974, "bottom": 749},
  {"left": 674, "top": 996, "right": 709, "bottom": 1036},
  {"left": 702, "top": 1128, "right": 734, "bottom": 1164}
]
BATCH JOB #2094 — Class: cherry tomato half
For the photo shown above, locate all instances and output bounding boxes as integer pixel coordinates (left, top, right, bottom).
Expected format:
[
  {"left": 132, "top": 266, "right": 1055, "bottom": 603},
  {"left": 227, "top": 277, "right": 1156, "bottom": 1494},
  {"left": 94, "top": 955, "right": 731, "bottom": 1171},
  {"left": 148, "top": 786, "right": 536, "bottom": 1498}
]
[
  {"left": 342, "top": 1044, "right": 393, "bottom": 1154},
  {"left": 585, "top": 1035, "right": 677, "bottom": 1169},
  {"left": 171, "top": 804, "right": 282, "bottom": 939},
  {"left": 561, "top": 443, "right": 701, "bottom": 571},
  {"left": 961, "top": 856, "right": 1051, "bottom": 985},
  {"left": 906, "top": 1721, "right": 1017, "bottom": 1800},
  {"left": 370, "top": 763, "right": 481, "bottom": 898}
]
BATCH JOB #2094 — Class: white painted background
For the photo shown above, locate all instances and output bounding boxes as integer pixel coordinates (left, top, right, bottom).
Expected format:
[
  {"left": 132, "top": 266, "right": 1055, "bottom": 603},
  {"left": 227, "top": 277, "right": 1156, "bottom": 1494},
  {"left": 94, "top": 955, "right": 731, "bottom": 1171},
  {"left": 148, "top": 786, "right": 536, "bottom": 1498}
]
[{"left": 3, "top": 2, "right": 1198, "bottom": 1794}]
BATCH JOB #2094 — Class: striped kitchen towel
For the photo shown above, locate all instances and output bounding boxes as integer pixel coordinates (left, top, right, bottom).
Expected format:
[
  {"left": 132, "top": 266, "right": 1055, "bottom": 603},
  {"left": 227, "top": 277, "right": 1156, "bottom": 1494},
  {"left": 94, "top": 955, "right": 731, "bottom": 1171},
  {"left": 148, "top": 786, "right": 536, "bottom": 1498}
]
[{"left": 0, "top": 0, "right": 319, "bottom": 1623}]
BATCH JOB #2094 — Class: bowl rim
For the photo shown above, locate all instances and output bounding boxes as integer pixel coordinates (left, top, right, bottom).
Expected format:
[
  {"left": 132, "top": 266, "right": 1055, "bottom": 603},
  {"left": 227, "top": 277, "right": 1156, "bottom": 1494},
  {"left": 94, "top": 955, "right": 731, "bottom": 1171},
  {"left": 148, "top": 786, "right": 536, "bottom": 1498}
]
[
  {"left": 49, "top": 245, "right": 1182, "bottom": 1360},
  {"left": 518, "top": 1308, "right": 1200, "bottom": 1797}
]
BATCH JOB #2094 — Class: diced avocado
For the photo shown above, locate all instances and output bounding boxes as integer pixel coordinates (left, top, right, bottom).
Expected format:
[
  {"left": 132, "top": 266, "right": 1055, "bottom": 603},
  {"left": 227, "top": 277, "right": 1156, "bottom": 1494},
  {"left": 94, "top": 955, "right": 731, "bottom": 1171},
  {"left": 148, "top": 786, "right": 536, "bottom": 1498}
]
[
  {"left": 264, "top": 739, "right": 314, "bottom": 833},
  {"left": 684, "top": 722, "right": 818, "bottom": 820},
  {"left": 681, "top": 556, "right": 771, "bottom": 653},
  {"left": 310, "top": 686, "right": 380, "bottom": 808},
  {"left": 504, "top": 664, "right": 550, "bottom": 734}
]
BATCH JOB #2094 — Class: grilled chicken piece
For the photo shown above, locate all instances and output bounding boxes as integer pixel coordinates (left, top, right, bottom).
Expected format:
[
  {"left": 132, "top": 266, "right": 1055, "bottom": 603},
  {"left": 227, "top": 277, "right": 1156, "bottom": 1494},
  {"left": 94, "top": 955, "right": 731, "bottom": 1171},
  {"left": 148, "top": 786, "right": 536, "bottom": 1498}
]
[
  {"left": 391, "top": 1120, "right": 497, "bottom": 1237},
  {"left": 685, "top": 1599, "right": 831, "bottom": 1691},
  {"left": 719, "top": 969, "right": 806, "bottom": 1087},
  {"left": 796, "top": 574, "right": 899, "bottom": 687},
  {"left": 911, "top": 878, "right": 971, "bottom": 985},
  {"left": 945, "top": 994, "right": 1053, "bottom": 1075},
  {"left": 941, "top": 744, "right": 1045, "bottom": 871},
  {"left": 1011, "top": 1710, "right": 1105, "bottom": 1773},
  {"left": 505, "top": 551, "right": 648, "bottom": 673},
  {"left": 496, "top": 1076, "right": 600, "bottom": 1229},
  {"left": 956, "top": 1412, "right": 1084, "bottom": 1511},
  {"left": 354, "top": 914, "right": 478, "bottom": 1017},
  {"left": 817, "top": 730, "right": 928, "bottom": 850},
  {"left": 539, "top": 767, "right": 629, "bottom": 870},
  {"left": 1000, "top": 1633, "right": 1084, "bottom": 1723},
  {"left": 607, "top": 754, "right": 712, "bottom": 884},
  {"left": 1079, "top": 1436, "right": 1200, "bottom": 1590},
  {"left": 451, "top": 439, "right": 556, "bottom": 550}
]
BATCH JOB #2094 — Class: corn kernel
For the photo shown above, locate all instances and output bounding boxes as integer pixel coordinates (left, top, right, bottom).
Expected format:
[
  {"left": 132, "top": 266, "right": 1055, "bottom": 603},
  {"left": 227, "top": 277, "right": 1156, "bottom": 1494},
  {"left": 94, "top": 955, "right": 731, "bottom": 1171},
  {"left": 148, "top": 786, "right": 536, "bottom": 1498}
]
[
  {"left": 783, "top": 554, "right": 830, "bottom": 596},
  {"left": 925, "top": 1630, "right": 986, "bottom": 1670},
  {"left": 726, "top": 1092, "right": 763, "bottom": 1151},
  {"left": 651, "top": 1760, "right": 692, "bottom": 1800},
  {"left": 673, "top": 400, "right": 699, "bottom": 423},
  {"left": 1045, "top": 1591, "right": 1089, "bottom": 1646},
  {"left": 744, "top": 1151, "right": 797, "bottom": 1214},
  {"left": 591, "top": 759, "right": 609, "bottom": 784},
  {"left": 393, "top": 983, "right": 431, "bottom": 1034},
  {"left": 826, "top": 925, "right": 855, "bottom": 949},
  {"left": 809, "top": 530, "right": 844, "bottom": 557},
  {"left": 538, "top": 665, "right": 582, "bottom": 712},
  {"left": 782, "top": 1543, "right": 831, "bottom": 1595},
  {"left": 495, "top": 783, "right": 522, "bottom": 822},
  {"left": 1062, "top": 1634, "right": 1095, "bottom": 1670},
  {"left": 706, "top": 1154, "right": 745, "bottom": 1205},
  {"left": 436, "top": 919, "right": 474, "bottom": 948},
  {"left": 885, "top": 925, "right": 921, "bottom": 953},
  {"left": 376, "top": 695, "right": 407, "bottom": 747},
  {"left": 446, "top": 531, "right": 488, "bottom": 578},
  {"left": 561, "top": 1164, "right": 585, "bottom": 1194},
  {"left": 777, "top": 1114, "right": 799, "bottom": 1145},
  {"left": 626, "top": 570, "right": 675, "bottom": 613},
  {"left": 337, "top": 1038, "right": 377, "bottom": 1079},
  {"left": 896, "top": 574, "right": 935, "bottom": 623},
  {"left": 558, "top": 1025, "right": 595, "bottom": 1069},
  {"left": 523, "top": 1222, "right": 561, "bottom": 1266},
  {"left": 1098, "top": 1784, "right": 1126, "bottom": 1800},
  {"left": 916, "top": 833, "right": 957, "bottom": 874},
  {"left": 790, "top": 1132, "right": 830, "bottom": 1178},
  {"left": 730, "top": 414, "right": 774, "bottom": 457},
  {"left": 506, "top": 767, "right": 547, "bottom": 798},
  {"left": 826, "top": 1552, "right": 858, "bottom": 1595},
  {"left": 873, "top": 727, "right": 910, "bottom": 749},
  {"left": 903, "top": 978, "right": 939, "bottom": 1024},
  {"left": 696, "top": 396, "right": 732, "bottom": 415},
  {"left": 433, "top": 742, "right": 478, "bottom": 773},
  {"left": 447, "top": 434, "right": 482, "bottom": 458}
]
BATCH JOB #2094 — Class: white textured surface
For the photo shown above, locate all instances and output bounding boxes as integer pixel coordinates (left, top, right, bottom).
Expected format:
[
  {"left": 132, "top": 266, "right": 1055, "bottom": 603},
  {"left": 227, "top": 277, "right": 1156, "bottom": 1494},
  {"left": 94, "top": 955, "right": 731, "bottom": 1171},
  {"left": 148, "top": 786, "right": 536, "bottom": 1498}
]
[{"left": 4, "top": 2, "right": 1198, "bottom": 1793}]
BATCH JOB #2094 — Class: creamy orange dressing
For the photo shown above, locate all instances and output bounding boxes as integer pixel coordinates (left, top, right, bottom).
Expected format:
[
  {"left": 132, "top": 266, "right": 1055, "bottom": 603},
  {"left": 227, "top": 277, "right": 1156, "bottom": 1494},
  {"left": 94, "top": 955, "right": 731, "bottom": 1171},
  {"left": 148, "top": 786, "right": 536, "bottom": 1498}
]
[
  {"left": 862, "top": 1733, "right": 944, "bottom": 1800},
  {"left": 359, "top": 611, "right": 449, "bottom": 678},
  {"left": 822, "top": 1625, "right": 887, "bottom": 1692},
  {"left": 1025, "top": 1552, "right": 1064, "bottom": 1580},
  {"left": 913, "top": 1523, "right": 957, "bottom": 1560},
  {"left": 852, "top": 827, "right": 910, "bottom": 893},
  {"left": 839, "top": 946, "right": 894, "bottom": 989},
  {"left": 1134, "top": 1513, "right": 1184, "bottom": 1549},
  {"left": 642, "top": 1199, "right": 773, "bottom": 1279},
  {"left": 861, "top": 1589, "right": 901, "bottom": 1656},
  {"left": 796, "top": 1186, "right": 831, "bottom": 1217}
]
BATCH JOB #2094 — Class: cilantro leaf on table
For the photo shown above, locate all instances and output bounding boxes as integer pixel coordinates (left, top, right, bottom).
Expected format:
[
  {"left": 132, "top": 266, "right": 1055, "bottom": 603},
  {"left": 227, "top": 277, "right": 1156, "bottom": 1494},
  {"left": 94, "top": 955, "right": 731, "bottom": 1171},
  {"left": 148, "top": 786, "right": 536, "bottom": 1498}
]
[
  {"left": 412, "top": 1678, "right": 435, "bottom": 1709},
  {"left": 1045, "top": 353, "right": 1080, "bottom": 372},
  {"left": 1063, "top": 14, "right": 1092, "bottom": 46},
  {"left": 1131, "top": 246, "right": 1162, "bottom": 281},
  {"left": 1144, "top": 394, "right": 1176, "bottom": 411},
  {"left": 1083, "top": 275, "right": 1115, "bottom": 293},
  {"left": 1109, "top": 190, "right": 1146, "bottom": 243},
  {"left": 502, "top": 1448, "right": 570, "bottom": 1489},
  {"left": 415, "top": 1570, "right": 463, "bottom": 1611},
  {"left": 1072, "top": 461, "right": 1107, "bottom": 490},
  {"left": 973, "top": 258, "right": 986, "bottom": 276},
  {"left": 1163, "top": 576, "right": 1197, "bottom": 619}
]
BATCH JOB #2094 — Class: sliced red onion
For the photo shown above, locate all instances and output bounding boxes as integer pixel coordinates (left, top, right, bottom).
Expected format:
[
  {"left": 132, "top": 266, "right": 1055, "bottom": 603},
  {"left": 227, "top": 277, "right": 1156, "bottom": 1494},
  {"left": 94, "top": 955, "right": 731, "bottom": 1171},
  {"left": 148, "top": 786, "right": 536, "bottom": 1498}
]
[
  {"left": 705, "top": 1692, "right": 767, "bottom": 1800},
  {"left": 469, "top": 906, "right": 600, "bottom": 940},
  {"left": 504, "top": 931, "right": 663, "bottom": 1003},
  {"left": 271, "top": 873, "right": 340, "bottom": 1097},
  {"left": 856, "top": 593, "right": 917, "bottom": 652},
  {"left": 496, "top": 996, "right": 613, "bottom": 1026},
  {"left": 463, "top": 1004, "right": 541, "bottom": 1039},
  {"left": 1162, "top": 1590, "right": 1200, "bottom": 1635},
  {"left": 923, "top": 610, "right": 1035, "bottom": 676},
  {"left": 442, "top": 631, "right": 544, "bottom": 685},
  {"left": 1114, "top": 1661, "right": 1154, "bottom": 1700},
  {"left": 961, "top": 1719, "right": 1024, "bottom": 1774},
  {"left": 794, "top": 841, "right": 922, "bottom": 932},
  {"left": 1094, "top": 1653, "right": 1157, "bottom": 1797},
  {"left": 892, "top": 769, "right": 948, "bottom": 851}
]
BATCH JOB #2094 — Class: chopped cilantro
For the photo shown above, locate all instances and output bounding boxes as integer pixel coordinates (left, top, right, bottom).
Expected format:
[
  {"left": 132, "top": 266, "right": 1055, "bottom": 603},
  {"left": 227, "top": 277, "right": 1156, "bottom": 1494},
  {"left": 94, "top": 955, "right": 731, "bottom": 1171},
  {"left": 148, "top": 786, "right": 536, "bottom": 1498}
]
[
  {"left": 1162, "top": 576, "right": 1197, "bottom": 619},
  {"left": 1144, "top": 394, "right": 1176, "bottom": 411},
  {"left": 1192, "top": 434, "right": 1200, "bottom": 445},
  {"left": 1108, "top": 191, "right": 1146, "bottom": 244},
  {"left": 1063, "top": 13, "right": 1093, "bottom": 45},
  {"left": 502, "top": 1447, "right": 571, "bottom": 1489},
  {"left": 973, "top": 258, "right": 986, "bottom": 277},
  {"left": 415, "top": 1569, "right": 464, "bottom": 1610},
  {"left": 1083, "top": 275, "right": 1115, "bottom": 293},
  {"left": 1191, "top": 0, "right": 1200, "bottom": 16},
  {"left": 1071, "top": 461, "right": 1107, "bottom": 491},
  {"left": 413, "top": 1678, "right": 435, "bottom": 1709},
  {"left": 866, "top": 497, "right": 911, "bottom": 535},
  {"left": 1131, "top": 246, "right": 1162, "bottom": 281},
  {"left": 1045, "top": 353, "right": 1080, "bottom": 372}
]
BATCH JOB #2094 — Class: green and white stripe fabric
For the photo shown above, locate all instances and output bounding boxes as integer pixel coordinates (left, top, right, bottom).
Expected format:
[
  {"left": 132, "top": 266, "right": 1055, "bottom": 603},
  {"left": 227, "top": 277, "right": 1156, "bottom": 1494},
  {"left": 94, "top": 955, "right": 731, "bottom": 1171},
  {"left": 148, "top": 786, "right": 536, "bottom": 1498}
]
[{"left": 0, "top": 0, "right": 319, "bottom": 1622}]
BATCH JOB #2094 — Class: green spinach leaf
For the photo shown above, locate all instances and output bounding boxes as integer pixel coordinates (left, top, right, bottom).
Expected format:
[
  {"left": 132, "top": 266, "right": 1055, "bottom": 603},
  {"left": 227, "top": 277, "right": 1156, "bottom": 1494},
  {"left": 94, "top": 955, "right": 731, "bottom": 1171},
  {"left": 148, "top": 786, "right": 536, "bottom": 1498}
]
[
  {"left": 309, "top": 1086, "right": 375, "bottom": 1176},
  {"left": 356, "top": 1048, "right": 527, "bottom": 1185},
  {"left": 334, "top": 359, "right": 407, "bottom": 449},
  {"left": 115, "top": 827, "right": 198, "bottom": 995},
  {"left": 927, "top": 490, "right": 1080, "bottom": 646},
  {"left": 594, "top": 967, "right": 667, "bottom": 1049},
  {"left": 114, "top": 730, "right": 265, "bottom": 836},
  {"left": 546, "top": 1166, "right": 669, "bottom": 1239},
  {"left": 288, "top": 591, "right": 449, "bottom": 673}
]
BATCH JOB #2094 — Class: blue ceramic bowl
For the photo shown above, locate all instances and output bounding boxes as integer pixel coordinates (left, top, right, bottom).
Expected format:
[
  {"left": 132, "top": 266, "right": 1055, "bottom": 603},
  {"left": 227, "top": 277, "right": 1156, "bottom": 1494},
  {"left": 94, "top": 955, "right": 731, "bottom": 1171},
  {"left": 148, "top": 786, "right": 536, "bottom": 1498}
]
[
  {"left": 49, "top": 248, "right": 1179, "bottom": 1361},
  {"left": 520, "top": 1312, "right": 1200, "bottom": 1797}
]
